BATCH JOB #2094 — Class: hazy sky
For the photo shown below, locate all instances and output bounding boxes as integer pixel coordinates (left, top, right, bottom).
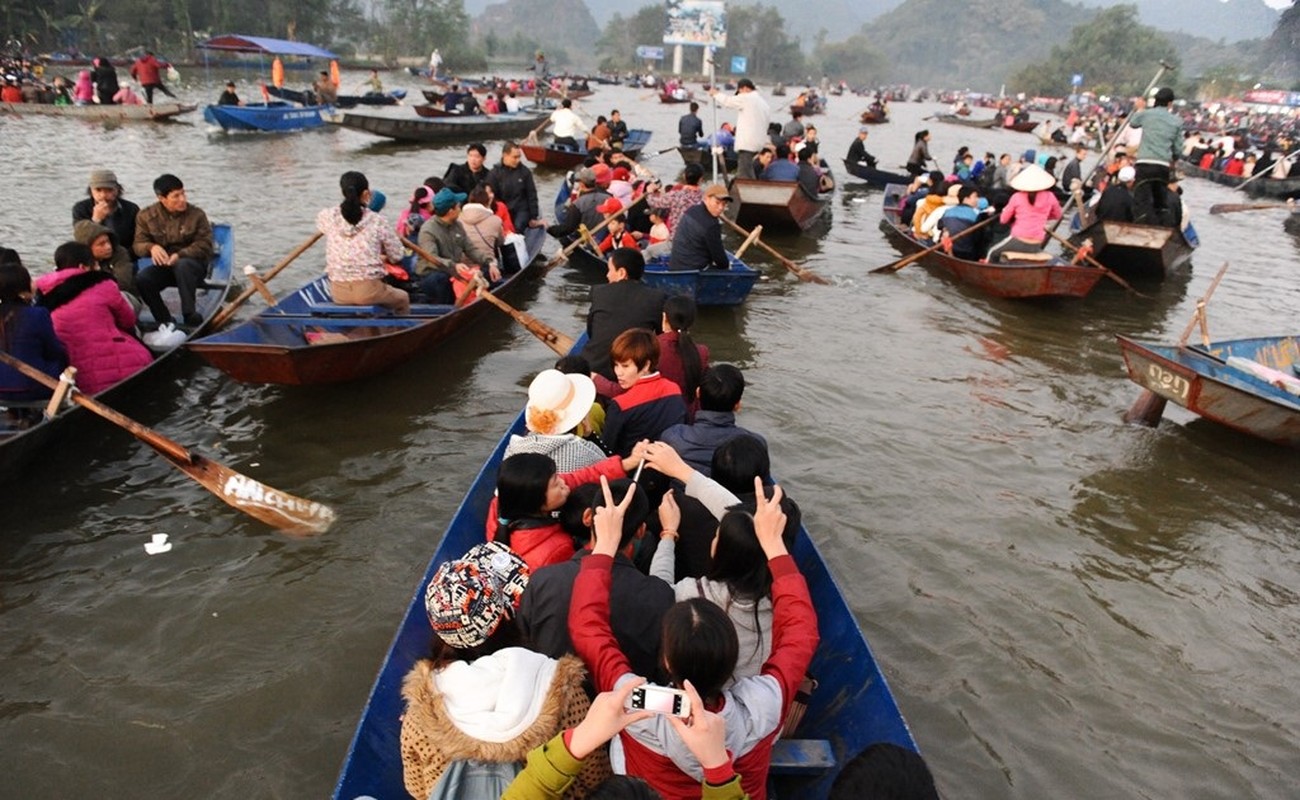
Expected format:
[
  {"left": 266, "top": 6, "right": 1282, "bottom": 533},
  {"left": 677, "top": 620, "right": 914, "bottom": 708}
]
[{"left": 1261, "top": 0, "right": 1292, "bottom": 7}]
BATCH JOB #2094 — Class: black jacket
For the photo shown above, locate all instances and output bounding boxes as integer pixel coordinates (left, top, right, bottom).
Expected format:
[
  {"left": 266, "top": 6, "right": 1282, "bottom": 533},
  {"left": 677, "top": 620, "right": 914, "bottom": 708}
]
[
  {"left": 581, "top": 280, "right": 666, "bottom": 379},
  {"left": 668, "top": 203, "right": 729, "bottom": 272},
  {"left": 487, "top": 163, "right": 539, "bottom": 231}
]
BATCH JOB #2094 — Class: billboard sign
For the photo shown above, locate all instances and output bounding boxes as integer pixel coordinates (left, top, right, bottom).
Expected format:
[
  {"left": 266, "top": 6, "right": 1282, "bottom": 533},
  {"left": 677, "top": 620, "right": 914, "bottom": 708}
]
[{"left": 664, "top": 0, "right": 727, "bottom": 48}]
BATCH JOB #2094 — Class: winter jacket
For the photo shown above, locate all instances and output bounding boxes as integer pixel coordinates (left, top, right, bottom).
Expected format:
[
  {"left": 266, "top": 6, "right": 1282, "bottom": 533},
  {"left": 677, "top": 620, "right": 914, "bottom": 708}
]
[
  {"left": 401, "top": 651, "right": 607, "bottom": 800},
  {"left": 458, "top": 203, "right": 505, "bottom": 266},
  {"left": 0, "top": 304, "right": 67, "bottom": 399},
  {"left": 73, "top": 219, "right": 137, "bottom": 297},
  {"left": 602, "top": 373, "right": 687, "bottom": 457},
  {"left": 34, "top": 269, "right": 151, "bottom": 394}
]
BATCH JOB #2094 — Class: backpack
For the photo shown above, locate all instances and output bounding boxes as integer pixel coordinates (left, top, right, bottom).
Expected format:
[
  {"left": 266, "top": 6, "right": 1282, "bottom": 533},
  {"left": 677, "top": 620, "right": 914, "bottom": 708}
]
[{"left": 426, "top": 758, "right": 523, "bottom": 800}]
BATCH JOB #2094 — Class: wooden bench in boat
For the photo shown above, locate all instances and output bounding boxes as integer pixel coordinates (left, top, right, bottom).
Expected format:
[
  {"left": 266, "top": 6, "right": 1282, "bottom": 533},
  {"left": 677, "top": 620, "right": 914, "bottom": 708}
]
[{"left": 768, "top": 738, "right": 836, "bottom": 776}]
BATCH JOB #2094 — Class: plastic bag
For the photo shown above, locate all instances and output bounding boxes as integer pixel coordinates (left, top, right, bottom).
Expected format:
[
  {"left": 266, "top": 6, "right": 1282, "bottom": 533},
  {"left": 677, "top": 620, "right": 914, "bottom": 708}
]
[{"left": 143, "top": 322, "right": 188, "bottom": 351}]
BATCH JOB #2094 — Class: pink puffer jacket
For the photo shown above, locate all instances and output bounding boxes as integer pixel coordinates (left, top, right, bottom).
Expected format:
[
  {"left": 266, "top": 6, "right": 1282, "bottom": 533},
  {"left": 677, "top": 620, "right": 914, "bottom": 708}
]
[{"left": 35, "top": 269, "right": 152, "bottom": 394}]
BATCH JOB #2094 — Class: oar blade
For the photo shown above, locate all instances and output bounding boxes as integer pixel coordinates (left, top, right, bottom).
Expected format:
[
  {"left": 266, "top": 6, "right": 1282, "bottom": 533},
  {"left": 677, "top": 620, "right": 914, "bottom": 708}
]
[{"left": 183, "top": 455, "right": 338, "bottom": 536}]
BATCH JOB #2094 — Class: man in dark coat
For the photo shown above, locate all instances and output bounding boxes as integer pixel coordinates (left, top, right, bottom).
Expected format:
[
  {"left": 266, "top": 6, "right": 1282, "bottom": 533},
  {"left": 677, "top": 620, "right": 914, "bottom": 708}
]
[
  {"left": 1096, "top": 166, "right": 1136, "bottom": 223},
  {"left": 580, "top": 247, "right": 665, "bottom": 380},
  {"left": 442, "top": 142, "right": 490, "bottom": 194},
  {"left": 668, "top": 184, "right": 731, "bottom": 271},
  {"left": 487, "top": 141, "right": 542, "bottom": 233}
]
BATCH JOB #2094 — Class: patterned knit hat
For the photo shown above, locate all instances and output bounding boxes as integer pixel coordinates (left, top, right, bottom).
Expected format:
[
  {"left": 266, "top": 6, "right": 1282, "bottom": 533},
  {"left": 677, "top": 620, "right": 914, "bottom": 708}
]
[{"left": 424, "top": 542, "right": 529, "bottom": 649}]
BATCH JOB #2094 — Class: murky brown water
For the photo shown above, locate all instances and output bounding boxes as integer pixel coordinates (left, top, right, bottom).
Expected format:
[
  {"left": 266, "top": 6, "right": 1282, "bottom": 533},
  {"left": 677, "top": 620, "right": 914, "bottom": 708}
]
[{"left": 2, "top": 74, "right": 1299, "bottom": 798}]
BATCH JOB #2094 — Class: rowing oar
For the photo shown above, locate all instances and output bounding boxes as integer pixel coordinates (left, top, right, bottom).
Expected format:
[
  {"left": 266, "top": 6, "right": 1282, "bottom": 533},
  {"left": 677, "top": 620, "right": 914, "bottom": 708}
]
[
  {"left": 870, "top": 214, "right": 996, "bottom": 273},
  {"left": 1050, "top": 59, "right": 1174, "bottom": 234},
  {"left": 544, "top": 194, "right": 647, "bottom": 269},
  {"left": 719, "top": 216, "right": 829, "bottom": 285},
  {"left": 465, "top": 273, "right": 575, "bottom": 356},
  {"left": 1122, "top": 261, "right": 1231, "bottom": 427},
  {"left": 0, "top": 352, "right": 336, "bottom": 535},
  {"left": 209, "top": 232, "right": 323, "bottom": 329},
  {"left": 1233, "top": 150, "right": 1296, "bottom": 193},
  {"left": 1208, "top": 199, "right": 1296, "bottom": 215},
  {"left": 1045, "top": 230, "right": 1149, "bottom": 298}
]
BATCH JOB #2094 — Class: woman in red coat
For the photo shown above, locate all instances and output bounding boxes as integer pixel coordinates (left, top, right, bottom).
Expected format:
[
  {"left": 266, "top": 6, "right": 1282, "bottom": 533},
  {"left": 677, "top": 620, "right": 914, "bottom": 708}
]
[{"left": 35, "top": 242, "right": 151, "bottom": 395}]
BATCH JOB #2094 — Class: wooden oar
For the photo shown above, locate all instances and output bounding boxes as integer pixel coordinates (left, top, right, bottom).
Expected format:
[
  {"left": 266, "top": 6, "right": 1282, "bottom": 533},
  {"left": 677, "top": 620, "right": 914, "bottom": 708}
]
[
  {"left": 1233, "top": 150, "right": 1296, "bottom": 193},
  {"left": 720, "top": 215, "right": 829, "bottom": 285},
  {"left": 466, "top": 274, "right": 575, "bottom": 356},
  {"left": 210, "top": 232, "right": 322, "bottom": 329},
  {"left": 1208, "top": 200, "right": 1296, "bottom": 215},
  {"left": 870, "top": 214, "right": 996, "bottom": 273},
  {"left": 544, "top": 194, "right": 647, "bottom": 269},
  {"left": 0, "top": 353, "right": 336, "bottom": 535},
  {"left": 1045, "top": 230, "right": 1149, "bottom": 298},
  {"left": 1122, "top": 261, "right": 1231, "bottom": 426}
]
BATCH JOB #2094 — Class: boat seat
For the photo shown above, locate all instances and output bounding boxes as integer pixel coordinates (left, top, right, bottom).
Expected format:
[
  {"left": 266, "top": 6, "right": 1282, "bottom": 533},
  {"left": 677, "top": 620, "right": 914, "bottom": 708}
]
[
  {"left": 768, "top": 739, "right": 836, "bottom": 776},
  {"left": 308, "top": 303, "right": 394, "bottom": 317}
]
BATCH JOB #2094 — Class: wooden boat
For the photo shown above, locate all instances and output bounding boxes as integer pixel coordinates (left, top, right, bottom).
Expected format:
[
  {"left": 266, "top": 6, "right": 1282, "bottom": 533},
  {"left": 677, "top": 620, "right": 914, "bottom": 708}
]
[
  {"left": 266, "top": 85, "right": 406, "bottom": 109},
  {"left": 678, "top": 145, "right": 738, "bottom": 173},
  {"left": 659, "top": 89, "right": 695, "bottom": 104},
  {"left": 186, "top": 228, "right": 546, "bottom": 385},
  {"left": 1178, "top": 159, "right": 1300, "bottom": 200},
  {"left": 1068, "top": 216, "right": 1194, "bottom": 280},
  {"left": 330, "top": 108, "right": 547, "bottom": 144},
  {"left": 879, "top": 186, "right": 1104, "bottom": 300},
  {"left": 0, "top": 224, "right": 234, "bottom": 482},
  {"left": 203, "top": 101, "right": 326, "bottom": 132},
  {"left": 1117, "top": 335, "right": 1300, "bottom": 447},
  {"left": 522, "top": 129, "right": 653, "bottom": 169},
  {"left": 729, "top": 177, "right": 833, "bottom": 231},
  {"left": 0, "top": 101, "right": 195, "bottom": 121},
  {"left": 329, "top": 407, "right": 920, "bottom": 800},
  {"left": 642, "top": 253, "right": 760, "bottom": 306},
  {"left": 1001, "top": 120, "right": 1040, "bottom": 134},
  {"left": 934, "top": 113, "right": 999, "bottom": 129},
  {"left": 841, "top": 159, "right": 910, "bottom": 188},
  {"left": 859, "top": 109, "right": 888, "bottom": 125}
]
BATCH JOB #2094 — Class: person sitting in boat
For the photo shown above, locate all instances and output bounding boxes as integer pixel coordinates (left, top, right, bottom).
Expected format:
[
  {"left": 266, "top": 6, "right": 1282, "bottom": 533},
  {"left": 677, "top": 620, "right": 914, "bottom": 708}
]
[
  {"left": 91, "top": 56, "right": 119, "bottom": 105},
  {"left": 646, "top": 163, "right": 705, "bottom": 234},
  {"left": 317, "top": 170, "right": 410, "bottom": 316},
  {"left": 517, "top": 477, "right": 675, "bottom": 689},
  {"left": 488, "top": 142, "right": 543, "bottom": 234},
  {"left": 216, "top": 81, "right": 241, "bottom": 106},
  {"left": 132, "top": 174, "right": 214, "bottom": 330},
  {"left": 668, "top": 185, "right": 732, "bottom": 274},
  {"left": 606, "top": 109, "right": 629, "bottom": 150},
  {"left": 846, "top": 126, "right": 878, "bottom": 171},
  {"left": 828, "top": 743, "right": 940, "bottom": 800},
  {"left": 986, "top": 164, "right": 1062, "bottom": 264},
  {"left": 482, "top": 93, "right": 500, "bottom": 114},
  {"left": 0, "top": 75, "right": 22, "bottom": 104},
  {"left": 678, "top": 101, "right": 706, "bottom": 148},
  {"left": 1095, "top": 165, "right": 1136, "bottom": 223},
  {"left": 0, "top": 257, "right": 68, "bottom": 405},
  {"left": 659, "top": 363, "right": 768, "bottom": 477},
  {"left": 33, "top": 242, "right": 151, "bottom": 394},
  {"left": 546, "top": 98, "right": 588, "bottom": 151},
  {"left": 587, "top": 115, "right": 612, "bottom": 152},
  {"left": 1223, "top": 152, "right": 1246, "bottom": 177},
  {"left": 48, "top": 76, "right": 72, "bottom": 106},
  {"left": 73, "top": 169, "right": 140, "bottom": 268},
  {"left": 601, "top": 328, "right": 687, "bottom": 458},
  {"left": 795, "top": 143, "right": 823, "bottom": 200},
  {"left": 399, "top": 542, "right": 610, "bottom": 799},
  {"left": 396, "top": 185, "right": 434, "bottom": 240},
  {"left": 580, "top": 248, "right": 665, "bottom": 380},
  {"left": 488, "top": 441, "right": 648, "bottom": 571},
  {"left": 441, "top": 143, "right": 490, "bottom": 196},
  {"left": 594, "top": 198, "right": 639, "bottom": 255},
  {"left": 569, "top": 470, "right": 818, "bottom": 800},
  {"left": 706, "top": 121, "right": 736, "bottom": 152},
  {"left": 312, "top": 70, "right": 337, "bottom": 105},
  {"left": 505, "top": 368, "right": 608, "bottom": 473},
  {"left": 913, "top": 181, "right": 958, "bottom": 239},
  {"left": 759, "top": 143, "right": 799, "bottom": 182},
  {"left": 417, "top": 187, "right": 498, "bottom": 303},
  {"left": 937, "top": 186, "right": 993, "bottom": 261},
  {"left": 781, "top": 109, "right": 805, "bottom": 144},
  {"left": 72, "top": 70, "right": 94, "bottom": 105},
  {"left": 113, "top": 84, "right": 143, "bottom": 105},
  {"left": 548, "top": 167, "right": 612, "bottom": 245},
  {"left": 503, "top": 91, "right": 521, "bottom": 113},
  {"left": 73, "top": 219, "right": 139, "bottom": 313},
  {"left": 1060, "top": 144, "right": 1089, "bottom": 195},
  {"left": 647, "top": 208, "right": 669, "bottom": 245},
  {"left": 361, "top": 68, "right": 383, "bottom": 95},
  {"left": 897, "top": 172, "right": 935, "bottom": 226},
  {"left": 460, "top": 91, "right": 481, "bottom": 116}
]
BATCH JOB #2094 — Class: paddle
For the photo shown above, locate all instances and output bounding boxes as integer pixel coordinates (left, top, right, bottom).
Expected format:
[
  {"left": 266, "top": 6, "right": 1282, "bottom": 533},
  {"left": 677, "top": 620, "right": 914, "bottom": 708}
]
[
  {"left": 1045, "top": 230, "right": 1149, "bottom": 297},
  {"left": 464, "top": 274, "right": 575, "bottom": 356},
  {"left": 719, "top": 215, "right": 829, "bottom": 284},
  {"left": 1050, "top": 60, "right": 1174, "bottom": 234},
  {"left": 544, "top": 194, "right": 647, "bottom": 269},
  {"left": 1122, "top": 261, "right": 1231, "bottom": 426},
  {"left": 870, "top": 214, "right": 996, "bottom": 273},
  {"left": 0, "top": 353, "right": 336, "bottom": 535},
  {"left": 1208, "top": 200, "right": 1296, "bottom": 215},
  {"left": 209, "top": 232, "right": 323, "bottom": 329}
]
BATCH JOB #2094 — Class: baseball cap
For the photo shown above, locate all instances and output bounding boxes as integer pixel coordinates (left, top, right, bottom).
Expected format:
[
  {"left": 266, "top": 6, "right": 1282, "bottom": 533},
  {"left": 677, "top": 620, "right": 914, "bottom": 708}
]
[{"left": 702, "top": 184, "right": 732, "bottom": 202}]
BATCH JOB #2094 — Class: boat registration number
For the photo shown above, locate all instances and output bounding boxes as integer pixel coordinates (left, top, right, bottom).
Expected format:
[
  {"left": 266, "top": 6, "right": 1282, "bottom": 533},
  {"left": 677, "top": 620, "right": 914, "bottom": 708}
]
[{"left": 1145, "top": 363, "right": 1190, "bottom": 402}]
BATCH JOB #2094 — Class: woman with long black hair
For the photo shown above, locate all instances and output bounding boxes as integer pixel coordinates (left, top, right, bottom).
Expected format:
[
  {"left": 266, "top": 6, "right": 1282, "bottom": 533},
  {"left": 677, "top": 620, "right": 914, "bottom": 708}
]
[
  {"left": 316, "top": 171, "right": 410, "bottom": 314},
  {"left": 0, "top": 253, "right": 68, "bottom": 405}
]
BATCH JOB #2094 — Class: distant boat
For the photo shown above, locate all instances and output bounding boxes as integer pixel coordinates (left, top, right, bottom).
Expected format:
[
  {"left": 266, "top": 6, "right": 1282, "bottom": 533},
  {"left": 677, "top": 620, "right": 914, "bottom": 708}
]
[
  {"left": 841, "top": 159, "right": 910, "bottom": 188},
  {"left": 267, "top": 85, "right": 406, "bottom": 108},
  {"left": 934, "top": 113, "right": 999, "bottom": 129},
  {"left": 729, "top": 176, "right": 834, "bottom": 231},
  {"left": 1179, "top": 159, "right": 1300, "bottom": 200},
  {"left": 204, "top": 101, "right": 326, "bottom": 132},
  {"left": 522, "top": 129, "right": 653, "bottom": 169},
  {"left": 0, "top": 101, "right": 195, "bottom": 121},
  {"left": 330, "top": 108, "right": 547, "bottom": 144}
]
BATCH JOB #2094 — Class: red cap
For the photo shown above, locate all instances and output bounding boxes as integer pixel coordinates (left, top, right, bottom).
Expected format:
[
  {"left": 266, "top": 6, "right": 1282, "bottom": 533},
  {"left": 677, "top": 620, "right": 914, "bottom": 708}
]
[
  {"left": 591, "top": 163, "right": 612, "bottom": 186},
  {"left": 611, "top": 166, "right": 632, "bottom": 182},
  {"left": 596, "top": 197, "right": 623, "bottom": 215}
]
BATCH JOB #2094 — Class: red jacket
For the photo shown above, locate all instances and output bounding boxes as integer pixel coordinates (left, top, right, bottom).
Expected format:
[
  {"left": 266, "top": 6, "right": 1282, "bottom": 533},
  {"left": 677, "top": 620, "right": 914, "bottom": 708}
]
[
  {"left": 130, "top": 54, "right": 163, "bottom": 85},
  {"left": 570, "top": 553, "right": 818, "bottom": 800},
  {"left": 485, "top": 455, "right": 626, "bottom": 571}
]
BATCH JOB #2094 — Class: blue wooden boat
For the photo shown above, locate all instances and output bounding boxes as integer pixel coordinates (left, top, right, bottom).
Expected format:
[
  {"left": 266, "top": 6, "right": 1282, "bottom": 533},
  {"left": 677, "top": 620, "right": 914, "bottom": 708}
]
[
  {"left": 186, "top": 228, "right": 546, "bottom": 385},
  {"left": 0, "top": 225, "right": 235, "bottom": 481},
  {"left": 330, "top": 406, "right": 919, "bottom": 800},
  {"left": 1117, "top": 334, "right": 1300, "bottom": 447},
  {"left": 203, "top": 101, "right": 326, "bottom": 132},
  {"left": 522, "top": 129, "right": 654, "bottom": 169},
  {"left": 642, "top": 252, "right": 760, "bottom": 306}
]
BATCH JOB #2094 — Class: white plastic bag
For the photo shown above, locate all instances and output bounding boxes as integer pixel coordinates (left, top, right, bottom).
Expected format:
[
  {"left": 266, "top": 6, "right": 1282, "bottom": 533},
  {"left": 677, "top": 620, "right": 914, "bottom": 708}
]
[{"left": 143, "top": 322, "right": 188, "bottom": 351}]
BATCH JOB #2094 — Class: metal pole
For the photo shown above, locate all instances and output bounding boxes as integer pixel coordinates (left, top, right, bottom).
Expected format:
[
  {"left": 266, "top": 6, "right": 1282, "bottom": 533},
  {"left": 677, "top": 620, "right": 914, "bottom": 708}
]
[{"left": 709, "top": 46, "right": 718, "bottom": 185}]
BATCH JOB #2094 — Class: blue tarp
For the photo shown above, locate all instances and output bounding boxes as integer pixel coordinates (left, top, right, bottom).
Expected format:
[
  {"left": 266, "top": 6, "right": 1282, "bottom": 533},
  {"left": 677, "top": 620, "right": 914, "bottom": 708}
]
[{"left": 196, "top": 35, "right": 337, "bottom": 60}]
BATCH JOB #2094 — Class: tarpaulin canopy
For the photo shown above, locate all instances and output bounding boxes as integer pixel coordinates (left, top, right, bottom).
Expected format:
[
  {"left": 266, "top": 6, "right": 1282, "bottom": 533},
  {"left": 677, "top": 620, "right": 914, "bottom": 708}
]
[{"left": 197, "top": 35, "right": 337, "bottom": 60}]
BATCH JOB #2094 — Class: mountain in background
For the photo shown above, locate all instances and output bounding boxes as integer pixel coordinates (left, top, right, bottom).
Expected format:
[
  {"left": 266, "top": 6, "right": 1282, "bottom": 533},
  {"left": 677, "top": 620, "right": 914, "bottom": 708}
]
[
  {"left": 463, "top": 0, "right": 1280, "bottom": 46},
  {"left": 471, "top": 0, "right": 601, "bottom": 56}
]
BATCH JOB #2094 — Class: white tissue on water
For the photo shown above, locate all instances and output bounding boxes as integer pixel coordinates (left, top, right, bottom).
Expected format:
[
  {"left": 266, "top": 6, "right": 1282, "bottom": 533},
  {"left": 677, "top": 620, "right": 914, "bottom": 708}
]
[{"left": 144, "top": 533, "right": 173, "bottom": 555}]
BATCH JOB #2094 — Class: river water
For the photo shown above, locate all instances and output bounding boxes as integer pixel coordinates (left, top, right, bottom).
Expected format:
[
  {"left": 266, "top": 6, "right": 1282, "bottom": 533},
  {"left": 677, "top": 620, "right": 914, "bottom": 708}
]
[{"left": 2, "top": 76, "right": 1298, "bottom": 798}]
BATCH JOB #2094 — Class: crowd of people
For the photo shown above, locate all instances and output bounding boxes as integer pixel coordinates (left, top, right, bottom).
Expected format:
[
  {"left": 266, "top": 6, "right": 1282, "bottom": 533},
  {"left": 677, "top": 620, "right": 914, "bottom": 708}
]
[{"left": 0, "top": 51, "right": 176, "bottom": 106}]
